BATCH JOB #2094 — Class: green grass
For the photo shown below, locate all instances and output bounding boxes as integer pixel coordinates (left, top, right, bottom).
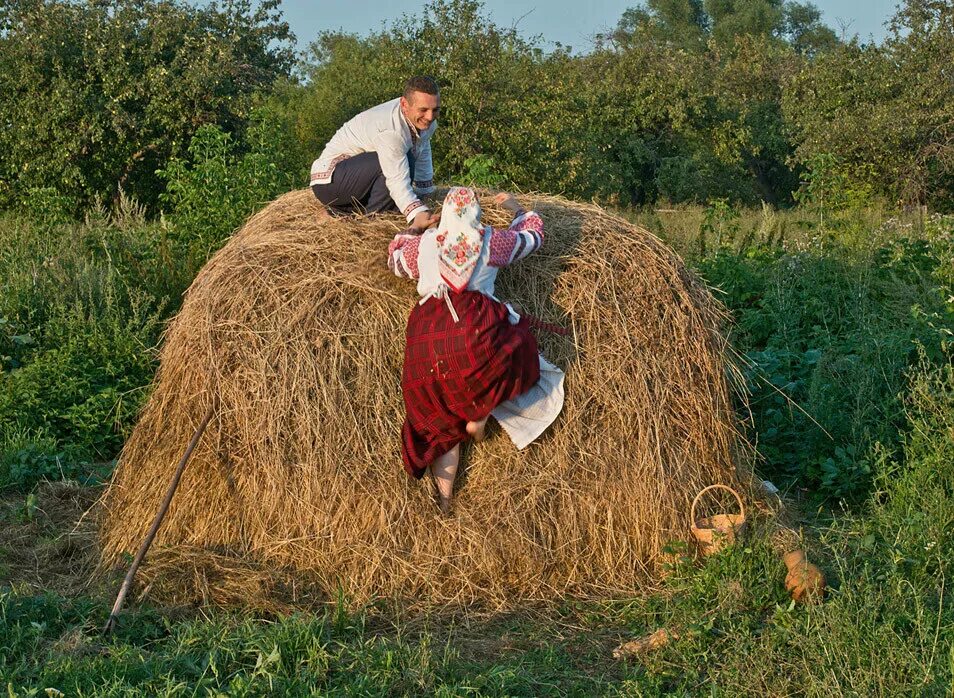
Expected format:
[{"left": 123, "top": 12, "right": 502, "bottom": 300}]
[
  {"left": 1, "top": 365, "right": 951, "bottom": 696},
  {"left": 630, "top": 203, "right": 953, "bottom": 501},
  {"left": 0, "top": 198, "right": 952, "bottom": 695}
]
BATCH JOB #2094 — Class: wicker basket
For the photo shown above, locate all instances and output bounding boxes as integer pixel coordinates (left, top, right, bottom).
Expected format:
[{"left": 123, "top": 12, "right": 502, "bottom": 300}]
[{"left": 690, "top": 484, "right": 746, "bottom": 555}]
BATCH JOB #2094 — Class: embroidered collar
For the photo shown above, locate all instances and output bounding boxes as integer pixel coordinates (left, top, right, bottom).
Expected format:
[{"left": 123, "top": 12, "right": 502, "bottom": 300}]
[{"left": 400, "top": 106, "right": 420, "bottom": 144}]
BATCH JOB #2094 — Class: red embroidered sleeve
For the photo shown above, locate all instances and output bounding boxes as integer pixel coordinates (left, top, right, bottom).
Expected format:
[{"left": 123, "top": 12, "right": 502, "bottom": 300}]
[
  {"left": 388, "top": 232, "right": 422, "bottom": 279},
  {"left": 488, "top": 211, "right": 544, "bottom": 267}
]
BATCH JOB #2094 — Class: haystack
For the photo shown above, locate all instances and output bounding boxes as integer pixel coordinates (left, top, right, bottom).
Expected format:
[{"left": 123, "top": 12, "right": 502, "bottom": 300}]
[{"left": 98, "top": 189, "right": 750, "bottom": 610}]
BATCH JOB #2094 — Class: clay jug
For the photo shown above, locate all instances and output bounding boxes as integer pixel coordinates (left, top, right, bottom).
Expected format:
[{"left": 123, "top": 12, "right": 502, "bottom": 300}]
[{"left": 783, "top": 550, "right": 826, "bottom": 603}]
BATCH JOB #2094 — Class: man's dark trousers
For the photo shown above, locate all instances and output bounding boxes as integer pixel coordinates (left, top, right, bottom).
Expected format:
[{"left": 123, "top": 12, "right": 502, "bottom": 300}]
[{"left": 312, "top": 151, "right": 416, "bottom": 215}]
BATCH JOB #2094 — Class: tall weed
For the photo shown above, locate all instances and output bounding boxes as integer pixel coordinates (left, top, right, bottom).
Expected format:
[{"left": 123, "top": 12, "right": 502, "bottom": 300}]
[
  {"left": 0, "top": 214, "right": 170, "bottom": 488},
  {"left": 692, "top": 209, "right": 953, "bottom": 500}
]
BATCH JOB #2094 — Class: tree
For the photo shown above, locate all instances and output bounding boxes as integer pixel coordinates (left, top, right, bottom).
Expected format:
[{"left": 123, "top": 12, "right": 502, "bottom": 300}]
[
  {"left": 782, "top": 2, "right": 839, "bottom": 56},
  {"left": 784, "top": 0, "right": 954, "bottom": 207},
  {"left": 596, "top": 0, "right": 830, "bottom": 203},
  {"left": 706, "top": 0, "right": 785, "bottom": 46},
  {"left": 0, "top": 0, "right": 295, "bottom": 212},
  {"left": 609, "top": 0, "right": 836, "bottom": 54},
  {"left": 607, "top": 0, "right": 709, "bottom": 50},
  {"left": 294, "top": 0, "right": 574, "bottom": 194},
  {"left": 707, "top": 35, "right": 802, "bottom": 203}
]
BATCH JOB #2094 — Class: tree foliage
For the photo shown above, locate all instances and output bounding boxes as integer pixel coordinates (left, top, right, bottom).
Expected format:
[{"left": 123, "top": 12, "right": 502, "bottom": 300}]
[
  {"left": 784, "top": 0, "right": 954, "bottom": 207},
  {"left": 285, "top": 0, "right": 834, "bottom": 206},
  {"left": 608, "top": 0, "right": 837, "bottom": 55},
  {"left": 290, "top": 1, "right": 569, "bottom": 195},
  {"left": 0, "top": 0, "right": 295, "bottom": 211},
  {"left": 1, "top": 0, "right": 952, "bottom": 212}
]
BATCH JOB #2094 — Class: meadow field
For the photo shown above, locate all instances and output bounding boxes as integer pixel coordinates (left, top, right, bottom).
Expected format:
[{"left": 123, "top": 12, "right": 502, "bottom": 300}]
[
  {"left": 1, "top": 199, "right": 950, "bottom": 695},
  {"left": 2, "top": 0, "right": 953, "bottom": 694}
]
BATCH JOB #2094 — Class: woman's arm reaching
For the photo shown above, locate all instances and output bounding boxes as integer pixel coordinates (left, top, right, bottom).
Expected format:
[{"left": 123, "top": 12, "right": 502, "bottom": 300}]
[
  {"left": 488, "top": 193, "right": 544, "bottom": 268},
  {"left": 387, "top": 231, "right": 423, "bottom": 279}
]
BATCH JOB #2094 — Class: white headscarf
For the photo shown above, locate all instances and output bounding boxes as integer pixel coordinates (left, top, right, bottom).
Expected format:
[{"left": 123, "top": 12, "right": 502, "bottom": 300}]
[{"left": 434, "top": 187, "right": 486, "bottom": 293}]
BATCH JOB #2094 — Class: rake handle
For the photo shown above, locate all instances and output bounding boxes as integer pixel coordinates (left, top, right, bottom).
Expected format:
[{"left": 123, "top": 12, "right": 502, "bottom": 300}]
[{"left": 103, "top": 401, "right": 216, "bottom": 634}]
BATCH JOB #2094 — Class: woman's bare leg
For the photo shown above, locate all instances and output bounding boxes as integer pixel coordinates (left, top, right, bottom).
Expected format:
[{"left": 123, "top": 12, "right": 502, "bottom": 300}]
[
  {"left": 465, "top": 416, "right": 489, "bottom": 442},
  {"left": 431, "top": 444, "right": 460, "bottom": 515}
]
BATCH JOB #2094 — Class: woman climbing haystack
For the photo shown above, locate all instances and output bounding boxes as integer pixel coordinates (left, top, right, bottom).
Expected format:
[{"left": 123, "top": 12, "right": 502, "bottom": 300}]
[{"left": 388, "top": 188, "right": 565, "bottom": 514}]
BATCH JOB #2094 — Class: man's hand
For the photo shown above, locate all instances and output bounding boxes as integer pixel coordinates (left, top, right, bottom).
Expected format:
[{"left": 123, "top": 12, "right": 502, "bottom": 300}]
[{"left": 411, "top": 210, "right": 439, "bottom": 232}]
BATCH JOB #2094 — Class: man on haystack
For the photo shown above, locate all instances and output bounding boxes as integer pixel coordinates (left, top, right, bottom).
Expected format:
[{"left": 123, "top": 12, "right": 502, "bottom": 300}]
[{"left": 310, "top": 76, "right": 441, "bottom": 232}]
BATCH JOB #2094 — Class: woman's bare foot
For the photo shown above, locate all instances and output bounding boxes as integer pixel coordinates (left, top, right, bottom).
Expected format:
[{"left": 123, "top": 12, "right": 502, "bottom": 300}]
[
  {"left": 431, "top": 445, "right": 459, "bottom": 516},
  {"left": 466, "top": 417, "right": 489, "bottom": 442}
]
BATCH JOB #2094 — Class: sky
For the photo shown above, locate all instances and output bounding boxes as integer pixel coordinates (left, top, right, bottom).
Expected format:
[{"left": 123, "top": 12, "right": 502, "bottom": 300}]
[{"left": 276, "top": 0, "right": 899, "bottom": 55}]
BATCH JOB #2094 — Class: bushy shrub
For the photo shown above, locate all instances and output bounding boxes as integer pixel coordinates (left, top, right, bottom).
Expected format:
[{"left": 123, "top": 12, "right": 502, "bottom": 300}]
[
  {"left": 0, "top": 0, "right": 294, "bottom": 213},
  {"left": 0, "top": 297, "right": 163, "bottom": 462},
  {"left": 0, "top": 213, "right": 173, "bottom": 488},
  {"left": 0, "top": 99, "right": 304, "bottom": 490},
  {"left": 697, "top": 214, "right": 954, "bottom": 500},
  {"left": 655, "top": 155, "right": 754, "bottom": 206},
  {"left": 460, "top": 154, "right": 505, "bottom": 189},
  {"left": 18, "top": 187, "right": 77, "bottom": 228},
  {"left": 159, "top": 113, "right": 297, "bottom": 270}
]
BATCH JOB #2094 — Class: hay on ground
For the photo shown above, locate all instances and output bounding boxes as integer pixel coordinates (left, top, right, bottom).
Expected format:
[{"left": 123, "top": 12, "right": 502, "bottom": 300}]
[{"left": 98, "top": 189, "right": 752, "bottom": 610}]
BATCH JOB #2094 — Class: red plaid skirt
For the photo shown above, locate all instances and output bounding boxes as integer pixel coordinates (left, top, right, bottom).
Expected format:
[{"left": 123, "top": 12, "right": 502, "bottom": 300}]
[{"left": 401, "top": 290, "right": 540, "bottom": 478}]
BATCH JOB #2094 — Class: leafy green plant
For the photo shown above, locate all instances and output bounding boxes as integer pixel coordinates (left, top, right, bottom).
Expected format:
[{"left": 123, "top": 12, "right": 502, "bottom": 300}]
[
  {"left": 0, "top": 316, "right": 34, "bottom": 372},
  {"left": 0, "top": 298, "right": 162, "bottom": 468},
  {"left": 698, "top": 198, "right": 742, "bottom": 254},
  {"left": 159, "top": 114, "right": 295, "bottom": 270},
  {"left": 0, "top": 425, "right": 64, "bottom": 490},
  {"left": 698, "top": 216, "right": 953, "bottom": 500},
  {"left": 461, "top": 154, "right": 505, "bottom": 188},
  {"left": 0, "top": 212, "right": 175, "bottom": 486}
]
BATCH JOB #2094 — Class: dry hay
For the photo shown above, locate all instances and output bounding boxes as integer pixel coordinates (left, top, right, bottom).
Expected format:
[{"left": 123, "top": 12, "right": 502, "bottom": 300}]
[
  {"left": 98, "top": 188, "right": 752, "bottom": 610},
  {"left": 1, "top": 481, "right": 101, "bottom": 596}
]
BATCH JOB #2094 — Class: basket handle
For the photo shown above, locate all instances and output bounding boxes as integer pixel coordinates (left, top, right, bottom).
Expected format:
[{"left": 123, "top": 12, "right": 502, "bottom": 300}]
[{"left": 690, "top": 484, "right": 745, "bottom": 525}]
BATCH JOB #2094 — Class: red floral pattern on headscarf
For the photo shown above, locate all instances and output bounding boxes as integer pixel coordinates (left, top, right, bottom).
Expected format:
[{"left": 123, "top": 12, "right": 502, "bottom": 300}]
[
  {"left": 446, "top": 187, "right": 475, "bottom": 213},
  {"left": 436, "top": 187, "right": 486, "bottom": 292}
]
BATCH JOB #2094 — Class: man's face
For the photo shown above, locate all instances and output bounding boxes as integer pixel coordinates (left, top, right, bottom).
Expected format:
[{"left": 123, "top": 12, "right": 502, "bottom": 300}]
[{"left": 401, "top": 90, "right": 440, "bottom": 131}]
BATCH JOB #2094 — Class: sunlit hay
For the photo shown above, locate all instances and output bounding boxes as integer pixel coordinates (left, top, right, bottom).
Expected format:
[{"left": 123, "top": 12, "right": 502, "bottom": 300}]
[
  {"left": 135, "top": 547, "right": 325, "bottom": 614},
  {"left": 98, "top": 188, "right": 753, "bottom": 610}
]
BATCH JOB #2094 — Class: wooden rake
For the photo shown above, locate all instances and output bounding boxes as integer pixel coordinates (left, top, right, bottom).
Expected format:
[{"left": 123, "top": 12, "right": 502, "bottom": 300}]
[{"left": 103, "top": 399, "right": 217, "bottom": 634}]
